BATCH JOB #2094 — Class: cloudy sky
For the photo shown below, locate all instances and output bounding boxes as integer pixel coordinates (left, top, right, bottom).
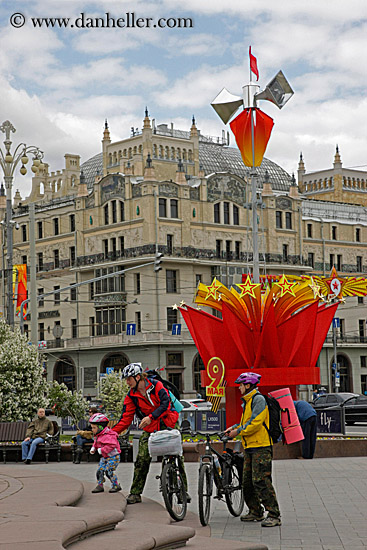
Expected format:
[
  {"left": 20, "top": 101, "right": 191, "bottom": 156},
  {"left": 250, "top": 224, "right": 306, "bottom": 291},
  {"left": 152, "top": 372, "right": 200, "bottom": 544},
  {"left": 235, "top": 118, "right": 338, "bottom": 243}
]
[{"left": 0, "top": 0, "right": 366, "bottom": 198}]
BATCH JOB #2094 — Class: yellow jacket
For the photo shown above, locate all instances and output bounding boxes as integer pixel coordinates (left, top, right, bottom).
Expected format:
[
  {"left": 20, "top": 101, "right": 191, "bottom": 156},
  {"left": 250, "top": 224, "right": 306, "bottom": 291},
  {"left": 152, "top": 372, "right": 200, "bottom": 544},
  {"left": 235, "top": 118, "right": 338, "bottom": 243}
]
[{"left": 235, "top": 388, "right": 271, "bottom": 449}]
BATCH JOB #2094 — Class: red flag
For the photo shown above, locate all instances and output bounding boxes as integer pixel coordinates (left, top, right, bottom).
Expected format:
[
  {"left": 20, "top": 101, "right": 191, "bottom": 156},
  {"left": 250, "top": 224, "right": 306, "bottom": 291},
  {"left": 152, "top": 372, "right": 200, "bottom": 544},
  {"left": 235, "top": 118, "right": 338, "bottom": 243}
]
[{"left": 249, "top": 46, "right": 259, "bottom": 81}]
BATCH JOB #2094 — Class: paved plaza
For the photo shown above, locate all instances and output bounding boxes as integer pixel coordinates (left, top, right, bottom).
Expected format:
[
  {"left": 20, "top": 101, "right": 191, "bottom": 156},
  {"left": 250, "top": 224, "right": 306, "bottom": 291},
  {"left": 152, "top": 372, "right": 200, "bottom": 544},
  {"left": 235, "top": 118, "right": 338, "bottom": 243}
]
[{"left": 8, "top": 456, "right": 366, "bottom": 550}]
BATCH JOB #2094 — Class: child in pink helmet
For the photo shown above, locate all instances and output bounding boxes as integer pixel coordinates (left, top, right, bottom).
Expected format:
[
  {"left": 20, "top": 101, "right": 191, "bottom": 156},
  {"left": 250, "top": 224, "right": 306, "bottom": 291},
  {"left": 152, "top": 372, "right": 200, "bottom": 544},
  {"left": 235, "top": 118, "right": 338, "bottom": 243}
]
[{"left": 89, "top": 413, "right": 121, "bottom": 494}]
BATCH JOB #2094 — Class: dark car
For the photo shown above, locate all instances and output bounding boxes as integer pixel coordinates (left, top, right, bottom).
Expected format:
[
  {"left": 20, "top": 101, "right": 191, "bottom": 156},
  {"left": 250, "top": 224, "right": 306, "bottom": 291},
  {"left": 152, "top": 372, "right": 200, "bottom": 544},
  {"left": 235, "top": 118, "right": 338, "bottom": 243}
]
[{"left": 312, "top": 392, "right": 367, "bottom": 424}]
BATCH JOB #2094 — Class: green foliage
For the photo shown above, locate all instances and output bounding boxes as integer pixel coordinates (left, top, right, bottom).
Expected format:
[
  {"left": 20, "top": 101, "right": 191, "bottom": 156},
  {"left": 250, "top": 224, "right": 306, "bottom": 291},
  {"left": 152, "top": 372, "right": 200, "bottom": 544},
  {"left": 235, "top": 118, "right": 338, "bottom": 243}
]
[
  {"left": 48, "top": 381, "right": 89, "bottom": 427},
  {"left": 0, "top": 320, "right": 48, "bottom": 421},
  {"left": 97, "top": 371, "right": 128, "bottom": 419}
]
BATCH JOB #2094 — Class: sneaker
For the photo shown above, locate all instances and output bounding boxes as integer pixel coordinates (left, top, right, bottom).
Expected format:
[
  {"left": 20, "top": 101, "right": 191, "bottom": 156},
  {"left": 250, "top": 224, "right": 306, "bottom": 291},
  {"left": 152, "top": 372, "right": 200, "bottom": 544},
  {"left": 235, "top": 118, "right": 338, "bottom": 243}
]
[
  {"left": 261, "top": 515, "right": 281, "bottom": 527},
  {"left": 240, "top": 512, "right": 264, "bottom": 522},
  {"left": 25, "top": 459, "right": 31, "bottom": 465},
  {"left": 126, "top": 494, "right": 142, "bottom": 504},
  {"left": 91, "top": 485, "right": 104, "bottom": 493},
  {"left": 109, "top": 485, "right": 122, "bottom": 493}
]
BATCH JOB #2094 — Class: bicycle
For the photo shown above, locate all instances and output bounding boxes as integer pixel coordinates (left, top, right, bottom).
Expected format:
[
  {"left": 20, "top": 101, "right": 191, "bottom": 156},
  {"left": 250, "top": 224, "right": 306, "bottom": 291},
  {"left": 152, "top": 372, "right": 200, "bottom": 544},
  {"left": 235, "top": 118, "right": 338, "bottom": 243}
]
[
  {"left": 149, "top": 429, "right": 187, "bottom": 522},
  {"left": 195, "top": 431, "right": 244, "bottom": 526}
]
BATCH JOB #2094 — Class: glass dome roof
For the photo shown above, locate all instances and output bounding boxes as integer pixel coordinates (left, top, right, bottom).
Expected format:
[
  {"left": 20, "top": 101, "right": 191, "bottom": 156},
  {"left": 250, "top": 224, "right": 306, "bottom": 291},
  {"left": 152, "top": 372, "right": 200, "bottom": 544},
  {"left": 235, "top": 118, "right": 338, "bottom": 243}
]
[{"left": 81, "top": 143, "right": 292, "bottom": 192}]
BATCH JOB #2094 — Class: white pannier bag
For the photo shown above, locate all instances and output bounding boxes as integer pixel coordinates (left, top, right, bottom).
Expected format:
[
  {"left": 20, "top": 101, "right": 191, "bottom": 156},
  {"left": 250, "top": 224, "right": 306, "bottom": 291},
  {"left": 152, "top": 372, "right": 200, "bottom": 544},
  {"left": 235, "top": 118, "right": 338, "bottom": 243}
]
[{"left": 148, "top": 429, "right": 182, "bottom": 457}]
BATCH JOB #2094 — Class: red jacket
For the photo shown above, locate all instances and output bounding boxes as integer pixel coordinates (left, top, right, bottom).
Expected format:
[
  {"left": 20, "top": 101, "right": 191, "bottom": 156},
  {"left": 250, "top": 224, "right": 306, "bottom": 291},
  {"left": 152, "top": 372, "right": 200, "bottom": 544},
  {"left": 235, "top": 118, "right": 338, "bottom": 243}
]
[{"left": 112, "top": 378, "right": 178, "bottom": 434}]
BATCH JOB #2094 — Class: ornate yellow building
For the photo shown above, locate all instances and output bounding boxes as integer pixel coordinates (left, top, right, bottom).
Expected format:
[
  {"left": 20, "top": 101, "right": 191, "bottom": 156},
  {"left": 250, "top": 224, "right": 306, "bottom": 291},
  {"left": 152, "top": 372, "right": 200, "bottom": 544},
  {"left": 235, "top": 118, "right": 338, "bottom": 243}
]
[{"left": 1, "top": 112, "right": 367, "bottom": 398}]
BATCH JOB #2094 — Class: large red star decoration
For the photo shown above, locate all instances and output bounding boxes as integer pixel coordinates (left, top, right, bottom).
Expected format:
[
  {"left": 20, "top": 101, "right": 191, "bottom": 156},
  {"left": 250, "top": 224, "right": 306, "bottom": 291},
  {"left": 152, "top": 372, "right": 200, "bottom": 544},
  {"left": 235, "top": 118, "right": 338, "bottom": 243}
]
[
  {"left": 237, "top": 275, "right": 261, "bottom": 298},
  {"left": 274, "top": 275, "right": 297, "bottom": 297}
]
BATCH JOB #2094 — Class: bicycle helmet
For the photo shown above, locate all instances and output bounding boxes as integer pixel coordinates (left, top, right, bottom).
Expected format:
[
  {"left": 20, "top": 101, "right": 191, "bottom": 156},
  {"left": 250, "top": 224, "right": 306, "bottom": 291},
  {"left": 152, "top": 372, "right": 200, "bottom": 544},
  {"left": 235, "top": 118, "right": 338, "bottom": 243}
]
[
  {"left": 234, "top": 372, "right": 261, "bottom": 385},
  {"left": 122, "top": 362, "right": 143, "bottom": 379},
  {"left": 89, "top": 413, "right": 109, "bottom": 433}
]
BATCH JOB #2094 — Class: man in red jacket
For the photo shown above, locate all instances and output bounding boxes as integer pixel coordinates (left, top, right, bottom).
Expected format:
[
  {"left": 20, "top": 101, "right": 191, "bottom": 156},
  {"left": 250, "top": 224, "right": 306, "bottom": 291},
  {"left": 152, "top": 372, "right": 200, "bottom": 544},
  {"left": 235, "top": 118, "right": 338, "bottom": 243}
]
[{"left": 113, "top": 363, "right": 189, "bottom": 504}]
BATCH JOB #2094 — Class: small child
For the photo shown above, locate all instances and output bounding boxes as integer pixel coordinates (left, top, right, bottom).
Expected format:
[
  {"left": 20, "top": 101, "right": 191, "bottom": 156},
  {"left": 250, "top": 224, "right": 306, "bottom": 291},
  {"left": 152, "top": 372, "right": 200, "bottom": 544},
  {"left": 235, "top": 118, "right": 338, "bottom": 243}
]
[{"left": 89, "top": 413, "right": 122, "bottom": 493}]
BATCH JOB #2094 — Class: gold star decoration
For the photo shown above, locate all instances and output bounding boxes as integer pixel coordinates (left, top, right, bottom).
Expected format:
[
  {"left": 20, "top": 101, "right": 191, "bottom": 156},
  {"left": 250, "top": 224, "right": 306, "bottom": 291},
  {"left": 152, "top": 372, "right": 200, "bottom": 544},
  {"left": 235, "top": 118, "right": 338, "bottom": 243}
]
[
  {"left": 205, "top": 278, "right": 222, "bottom": 301},
  {"left": 309, "top": 277, "right": 323, "bottom": 300},
  {"left": 237, "top": 275, "right": 261, "bottom": 299},
  {"left": 274, "top": 275, "right": 297, "bottom": 297},
  {"left": 172, "top": 304, "right": 178, "bottom": 310},
  {"left": 179, "top": 300, "right": 186, "bottom": 307}
]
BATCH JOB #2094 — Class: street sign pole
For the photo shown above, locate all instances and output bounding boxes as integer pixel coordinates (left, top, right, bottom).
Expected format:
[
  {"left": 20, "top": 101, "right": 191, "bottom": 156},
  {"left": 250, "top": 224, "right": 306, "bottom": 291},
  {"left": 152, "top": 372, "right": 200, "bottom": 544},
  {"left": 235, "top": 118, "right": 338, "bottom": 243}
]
[{"left": 333, "top": 317, "right": 339, "bottom": 393}]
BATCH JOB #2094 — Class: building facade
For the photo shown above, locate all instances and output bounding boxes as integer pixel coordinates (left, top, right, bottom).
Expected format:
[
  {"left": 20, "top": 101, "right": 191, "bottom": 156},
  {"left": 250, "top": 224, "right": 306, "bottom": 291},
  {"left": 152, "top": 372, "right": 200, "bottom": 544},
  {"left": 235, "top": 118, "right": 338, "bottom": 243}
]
[{"left": 1, "top": 113, "right": 367, "bottom": 399}]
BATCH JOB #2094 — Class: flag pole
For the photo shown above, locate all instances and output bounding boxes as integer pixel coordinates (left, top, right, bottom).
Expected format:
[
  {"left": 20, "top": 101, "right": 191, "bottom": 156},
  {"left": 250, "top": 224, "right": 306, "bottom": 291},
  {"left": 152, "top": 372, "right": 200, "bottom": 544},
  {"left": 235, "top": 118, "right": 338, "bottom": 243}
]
[{"left": 249, "top": 46, "right": 259, "bottom": 283}]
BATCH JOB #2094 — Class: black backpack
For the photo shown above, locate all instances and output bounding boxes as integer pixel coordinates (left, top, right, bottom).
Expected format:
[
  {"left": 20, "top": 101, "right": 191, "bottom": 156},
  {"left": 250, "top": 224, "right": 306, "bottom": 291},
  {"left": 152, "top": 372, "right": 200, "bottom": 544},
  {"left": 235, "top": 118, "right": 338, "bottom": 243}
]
[
  {"left": 251, "top": 393, "right": 290, "bottom": 444},
  {"left": 145, "top": 369, "right": 181, "bottom": 401}
]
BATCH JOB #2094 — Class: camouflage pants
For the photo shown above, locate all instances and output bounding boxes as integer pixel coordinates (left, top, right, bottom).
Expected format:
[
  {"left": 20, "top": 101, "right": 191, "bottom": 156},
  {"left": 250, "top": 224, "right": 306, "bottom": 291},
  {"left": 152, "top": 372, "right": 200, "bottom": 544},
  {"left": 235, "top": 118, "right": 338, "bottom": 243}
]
[
  {"left": 130, "top": 424, "right": 188, "bottom": 496},
  {"left": 242, "top": 447, "right": 280, "bottom": 518}
]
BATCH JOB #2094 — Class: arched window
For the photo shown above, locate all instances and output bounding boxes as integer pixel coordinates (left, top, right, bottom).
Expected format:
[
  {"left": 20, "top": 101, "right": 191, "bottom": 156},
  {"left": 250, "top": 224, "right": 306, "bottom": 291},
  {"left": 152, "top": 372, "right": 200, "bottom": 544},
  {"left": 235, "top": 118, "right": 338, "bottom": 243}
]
[
  {"left": 39, "top": 182, "right": 45, "bottom": 195},
  {"left": 165, "top": 146, "right": 169, "bottom": 160},
  {"left": 128, "top": 147, "right": 132, "bottom": 159},
  {"left": 171, "top": 147, "right": 175, "bottom": 160},
  {"left": 153, "top": 144, "right": 158, "bottom": 158},
  {"left": 104, "top": 204, "right": 109, "bottom": 225},
  {"left": 192, "top": 353, "right": 206, "bottom": 397},
  {"left": 182, "top": 149, "right": 187, "bottom": 161},
  {"left": 54, "top": 356, "right": 76, "bottom": 391},
  {"left": 120, "top": 201, "right": 125, "bottom": 222},
  {"left": 123, "top": 149, "right": 127, "bottom": 157},
  {"left": 159, "top": 145, "right": 164, "bottom": 159},
  {"left": 100, "top": 352, "right": 129, "bottom": 374},
  {"left": 71, "top": 176, "right": 76, "bottom": 188},
  {"left": 138, "top": 144, "right": 143, "bottom": 154},
  {"left": 133, "top": 146, "right": 137, "bottom": 155},
  {"left": 108, "top": 153, "right": 112, "bottom": 166},
  {"left": 331, "top": 354, "right": 352, "bottom": 392},
  {"left": 113, "top": 152, "right": 117, "bottom": 165},
  {"left": 188, "top": 150, "right": 193, "bottom": 162}
]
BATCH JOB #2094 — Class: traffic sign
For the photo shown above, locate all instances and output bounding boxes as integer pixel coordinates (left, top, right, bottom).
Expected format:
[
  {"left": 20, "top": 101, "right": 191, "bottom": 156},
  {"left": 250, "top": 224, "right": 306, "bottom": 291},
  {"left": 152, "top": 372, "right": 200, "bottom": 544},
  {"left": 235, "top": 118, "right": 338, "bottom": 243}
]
[
  {"left": 126, "top": 323, "right": 136, "bottom": 336},
  {"left": 332, "top": 318, "right": 340, "bottom": 328},
  {"left": 335, "top": 371, "right": 340, "bottom": 387},
  {"left": 172, "top": 323, "right": 181, "bottom": 335},
  {"left": 106, "top": 367, "right": 114, "bottom": 375}
]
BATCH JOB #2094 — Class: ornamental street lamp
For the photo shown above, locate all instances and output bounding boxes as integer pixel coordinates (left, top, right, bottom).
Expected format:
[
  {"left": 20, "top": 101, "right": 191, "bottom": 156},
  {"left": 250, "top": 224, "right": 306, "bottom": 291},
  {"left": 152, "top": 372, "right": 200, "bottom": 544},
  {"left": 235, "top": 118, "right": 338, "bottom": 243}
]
[{"left": 0, "top": 120, "right": 44, "bottom": 327}]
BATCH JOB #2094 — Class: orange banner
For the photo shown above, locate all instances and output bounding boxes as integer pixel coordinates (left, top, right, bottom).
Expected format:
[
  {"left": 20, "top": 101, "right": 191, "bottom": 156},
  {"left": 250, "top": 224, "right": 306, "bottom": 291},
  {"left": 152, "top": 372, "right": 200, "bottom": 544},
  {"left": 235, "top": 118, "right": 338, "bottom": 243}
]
[{"left": 230, "top": 107, "right": 274, "bottom": 167}]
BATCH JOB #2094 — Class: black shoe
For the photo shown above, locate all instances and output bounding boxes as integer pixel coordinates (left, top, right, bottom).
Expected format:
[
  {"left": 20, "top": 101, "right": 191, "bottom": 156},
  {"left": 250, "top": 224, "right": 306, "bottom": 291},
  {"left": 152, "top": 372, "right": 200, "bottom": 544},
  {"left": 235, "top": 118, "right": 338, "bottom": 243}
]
[
  {"left": 91, "top": 485, "right": 104, "bottom": 493},
  {"left": 186, "top": 492, "right": 191, "bottom": 503},
  {"left": 25, "top": 459, "right": 31, "bottom": 465},
  {"left": 109, "top": 485, "right": 122, "bottom": 493}
]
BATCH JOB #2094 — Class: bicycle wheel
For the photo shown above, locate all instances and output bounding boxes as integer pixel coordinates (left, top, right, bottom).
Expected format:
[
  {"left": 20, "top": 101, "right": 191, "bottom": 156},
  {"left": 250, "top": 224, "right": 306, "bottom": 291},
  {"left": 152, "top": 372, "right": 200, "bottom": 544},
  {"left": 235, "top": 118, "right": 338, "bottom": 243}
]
[
  {"left": 198, "top": 463, "right": 213, "bottom": 526},
  {"left": 223, "top": 461, "right": 244, "bottom": 517},
  {"left": 161, "top": 461, "right": 187, "bottom": 521}
]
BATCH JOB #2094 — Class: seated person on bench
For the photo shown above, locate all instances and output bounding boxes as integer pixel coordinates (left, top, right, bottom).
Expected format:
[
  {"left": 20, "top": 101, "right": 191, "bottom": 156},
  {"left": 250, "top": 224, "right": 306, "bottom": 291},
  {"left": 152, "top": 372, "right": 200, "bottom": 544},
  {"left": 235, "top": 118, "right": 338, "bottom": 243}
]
[
  {"left": 22, "top": 408, "right": 54, "bottom": 464},
  {"left": 74, "top": 406, "right": 98, "bottom": 464}
]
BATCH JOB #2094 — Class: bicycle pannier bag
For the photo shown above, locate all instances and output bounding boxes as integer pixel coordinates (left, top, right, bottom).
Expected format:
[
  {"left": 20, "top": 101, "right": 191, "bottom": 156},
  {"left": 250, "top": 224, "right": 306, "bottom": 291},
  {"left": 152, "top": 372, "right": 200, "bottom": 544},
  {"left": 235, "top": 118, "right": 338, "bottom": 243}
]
[{"left": 148, "top": 429, "right": 182, "bottom": 457}]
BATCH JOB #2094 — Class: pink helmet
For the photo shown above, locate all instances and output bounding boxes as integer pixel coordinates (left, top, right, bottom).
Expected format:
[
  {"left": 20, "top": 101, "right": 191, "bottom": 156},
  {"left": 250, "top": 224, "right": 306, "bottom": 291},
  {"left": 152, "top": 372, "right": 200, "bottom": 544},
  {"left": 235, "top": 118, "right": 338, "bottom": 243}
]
[
  {"left": 89, "top": 413, "right": 109, "bottom": 425},
  {"left": 235, "top": 372, "right": 261, "bottom": 386}
]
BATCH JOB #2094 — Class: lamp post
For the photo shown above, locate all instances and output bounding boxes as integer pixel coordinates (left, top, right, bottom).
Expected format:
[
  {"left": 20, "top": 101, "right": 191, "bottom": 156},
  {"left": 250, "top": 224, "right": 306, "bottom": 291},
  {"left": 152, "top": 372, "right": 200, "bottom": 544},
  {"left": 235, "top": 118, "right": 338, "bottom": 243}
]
[{"left": 0, "top": 120, "right": 44, "bottom": 327}]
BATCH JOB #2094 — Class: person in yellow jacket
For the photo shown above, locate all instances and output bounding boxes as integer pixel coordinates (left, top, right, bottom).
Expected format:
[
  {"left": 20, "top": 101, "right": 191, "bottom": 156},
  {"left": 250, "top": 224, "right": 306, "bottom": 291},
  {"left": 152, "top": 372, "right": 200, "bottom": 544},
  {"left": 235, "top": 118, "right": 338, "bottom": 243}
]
[{"left": 225, "top": 372, "right": 281, "bottom": 527}]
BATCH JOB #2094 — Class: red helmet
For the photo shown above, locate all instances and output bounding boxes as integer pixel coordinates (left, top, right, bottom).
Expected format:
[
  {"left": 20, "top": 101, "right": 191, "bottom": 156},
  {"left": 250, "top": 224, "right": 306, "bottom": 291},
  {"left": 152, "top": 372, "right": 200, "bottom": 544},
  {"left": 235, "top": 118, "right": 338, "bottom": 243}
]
[{"left": 89, "top": 413, "right": 109, "bottom": 425}]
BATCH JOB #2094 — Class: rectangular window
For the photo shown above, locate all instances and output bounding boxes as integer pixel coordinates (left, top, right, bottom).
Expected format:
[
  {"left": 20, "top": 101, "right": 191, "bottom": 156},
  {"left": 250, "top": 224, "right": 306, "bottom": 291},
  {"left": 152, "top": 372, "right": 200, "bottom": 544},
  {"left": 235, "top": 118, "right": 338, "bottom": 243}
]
[
  {"left": 111, "top": 237, "right": 117, "bottom": 257},
  {"left": 22, "top": 225, "right": 27, "bottom": 242},
  {"left": 54, "top": 249, "right": 59, "bottom": 269},
  {"left": 38, "top": 288, "right": 44, "bottom": 308},
  {"left": 337, "top": 254, "right": 342, "bottom": 271},
  {"left": 167, "top": 352, "right": 183, "bottom": 366},
  {"left": 223, "top": 202, "right": 230, "bottom": 224},
  {"left": 166, "top": 270, "right": 178, "bottom": 293},
  {"left": 356, "top": 228, "right": 361, "bottom": 242},
  {"left": 167, "top": 307, "right": 178, "bottom": 331},
  {"left": 103, "top": 239, "right": 108, "bottom": 257},
  {"left": 170, "top": 199, "right": 178, "bottom": 218},
  {"left": 111, "top": 200, "right": 117, "bottom": 223},
  {"left": 285, "top": 212, "right": 292, "bottom": 229},
  {"left": 307, "top": 223, "right": 312, "bottom": 238},
  {"left": 134, "top": 273, "right": 141, "bottom": 295},
  {"left": 135, "top": 311, "right": 141, "bottom": 332},
  {"left": 104, "top": 204, "right": 109, "bottom": 225},
  {"left": 159, "top": 198, "right": 167, "bottom": 217},
  {"left": 37, "top": 252, "right": 43, "bottom": 272},
  {"left": 339, "top": 318, "right": 345, "bottom": 338},
  {"left": 357, "top": 256, "right": 362, "bottom": 272},
  {"left": 359, "top": 319, "right": 365, "bottom": 342},
  {"left": 120, "top": 201, "right": 125, "bottom": 222},
  {"left": 226, "top": 240, "right": 232, "bottom": 260},
  {"left": 89, "top": 282, "right": 94, "bottom": 300},
  {"left": 276, "top": 211, "right": 282, "bottom": 229},
  {"left": 71, "top": 319, "right": 77, "bottom": 339},
  {"left": 282, "top": 244, "right": 288, "bottom": 262},
  {"left": 362, "top": 375, "right": 367, "bottom": 395},
  {"left": 214, "top": 203, "right": 220, "bottom": 223},
  {"left": 329, "top": 254, "right": 334, "bottom": 270},
  {"left": 37, "top": 221, "right": 43, "bottom": 239},
  {"left": 53, "top": 218, "right": 59, "bottom": 236},
  {"left": 216, "top": 240, "right": 221, "bottom": 259},
  {"left": 195, "top": 274, "right": 202, "bottom": 287},
  {"left": 167, "top": 234, "right": 173, "bottom": 254},
  {"left": 89, "top": 316, "right": 95, "bottom": 337},
  {"left": 308, "top": 252, "right": 315, "bottom": 268},
  {"left": 39, "top": 323, "right": 45, "bottom": 341},
  {"left": 69, "top": 214, "right": 75, "bottom": 232},
  {"left": 332, "top": 225, "right": 337, "bottom": 240},
  {"left": 54, "top": 286, "right": 60, "bottom": 305},
  {"left": 22, "top": 255, "right": 27, "bottom": 266},
  {"left": 358, "top": 296, "right": 364, "bottom": 305},
  {"left": 361, "top": 356, "right": 367, "bottom": 368},
  {"left": 168, "top": 371, "right": 183, "bottom": 393},
  {"left": 233, "top": 205, "right": 239, "bottom": 225},
  {"left": 235, "top": 241, "right": 241, "bottom": 260},
  {"left": 95, "top": 306, "right": 126, "bottom": 335},
  {"left": 70, "top": 246, "right": 76, "bottom": 267},
  {"left": 119, "top": 236, "right": 124, "bottom": 254},
  {"left": 70, "top": 286, "right": 77, "bottom": 301}
]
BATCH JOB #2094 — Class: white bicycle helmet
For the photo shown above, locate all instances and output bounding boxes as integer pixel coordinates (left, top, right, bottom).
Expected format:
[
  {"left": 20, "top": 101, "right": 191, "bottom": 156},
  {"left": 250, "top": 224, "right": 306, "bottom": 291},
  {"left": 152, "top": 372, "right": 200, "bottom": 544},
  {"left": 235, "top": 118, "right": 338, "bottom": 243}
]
[{"left": 122, "top": 362, "right": 143, "bottom": 379}]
